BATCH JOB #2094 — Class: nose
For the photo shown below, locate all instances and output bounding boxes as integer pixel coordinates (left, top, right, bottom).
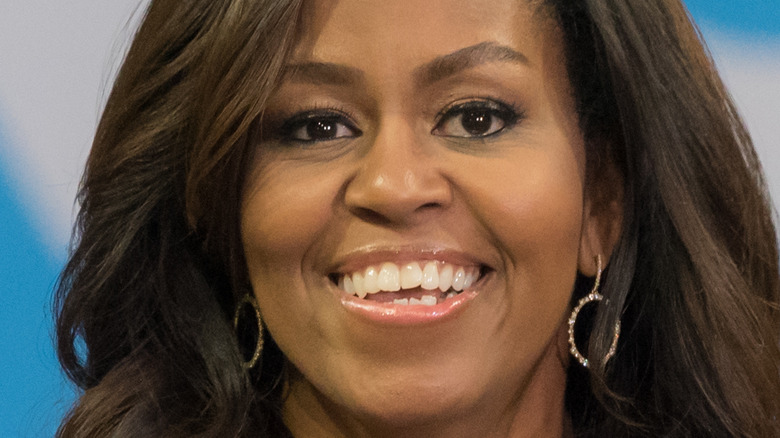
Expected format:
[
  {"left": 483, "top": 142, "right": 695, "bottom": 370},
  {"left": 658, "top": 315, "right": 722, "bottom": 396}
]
[{"left": 344, "top": 119, "right": 452, "bottom": 226}]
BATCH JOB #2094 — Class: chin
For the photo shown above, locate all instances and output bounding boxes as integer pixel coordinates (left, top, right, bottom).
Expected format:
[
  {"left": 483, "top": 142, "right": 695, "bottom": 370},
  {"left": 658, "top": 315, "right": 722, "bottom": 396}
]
[
  {"left": 334, "top": 353, "right": 517, "bottom": 426},
  {"left": 347, "top": 378, "right": 477, "bottom": 426}
]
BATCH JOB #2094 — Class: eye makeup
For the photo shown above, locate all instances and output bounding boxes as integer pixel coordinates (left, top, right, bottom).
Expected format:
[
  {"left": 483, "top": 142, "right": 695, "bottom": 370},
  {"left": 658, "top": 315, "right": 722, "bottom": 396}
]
[
  {"left": 432, "top": 97, "right": 524, "bottom": 139},
  {"left": 278, "top": 108, "right": 363, "bottom": 144}
]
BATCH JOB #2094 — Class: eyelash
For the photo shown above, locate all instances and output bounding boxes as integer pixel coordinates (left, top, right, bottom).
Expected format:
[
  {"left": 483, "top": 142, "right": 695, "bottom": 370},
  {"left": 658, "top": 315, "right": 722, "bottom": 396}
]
[
  {"left": 275, "top": 98, "right": 523, "bottom": 144},
  {"left": 431, "top": 98, "right": 522, "bottom": 139},
  {"left": 277, "top": 106, "right": 362, "bottom": 144}
]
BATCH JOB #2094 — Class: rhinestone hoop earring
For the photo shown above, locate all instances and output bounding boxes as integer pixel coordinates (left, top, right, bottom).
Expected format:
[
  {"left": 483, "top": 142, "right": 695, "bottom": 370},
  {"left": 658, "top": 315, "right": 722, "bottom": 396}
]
[
  {"left": 567, "top": 255, "right": 621, "bottom": 368},
  {"left": 233, "top": 294, "right": 264, "bottom": 370}
]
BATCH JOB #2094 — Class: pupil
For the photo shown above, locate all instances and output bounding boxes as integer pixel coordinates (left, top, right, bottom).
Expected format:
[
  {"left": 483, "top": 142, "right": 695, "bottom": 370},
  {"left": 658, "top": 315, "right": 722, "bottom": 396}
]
[
  {"left": 462, "top": 110, "right": 492, "bottom": 135},
  {"left": 307, "top": 120, "right": 336, "bottom": 139}
]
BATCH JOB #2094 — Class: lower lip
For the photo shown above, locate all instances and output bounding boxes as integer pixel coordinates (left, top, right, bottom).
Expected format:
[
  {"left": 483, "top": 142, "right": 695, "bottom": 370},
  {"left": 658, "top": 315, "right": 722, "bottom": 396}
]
[{"left": 339, "top": 291, "right": 478, "bottom": 325}]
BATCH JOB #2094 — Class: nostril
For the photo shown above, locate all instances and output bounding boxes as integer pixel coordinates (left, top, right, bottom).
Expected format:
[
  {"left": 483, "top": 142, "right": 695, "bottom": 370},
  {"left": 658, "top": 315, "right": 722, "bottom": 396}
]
[
  {"left": 418, "top": 202, "right": 443, "bottom": 210},
  {"left": 349, "top": 206, "right": 396, "bottom": 226}
]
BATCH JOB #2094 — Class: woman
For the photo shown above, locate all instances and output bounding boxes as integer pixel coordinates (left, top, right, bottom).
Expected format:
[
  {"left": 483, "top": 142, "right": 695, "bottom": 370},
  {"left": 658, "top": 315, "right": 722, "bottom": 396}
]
[{"left": 55, "top": 0, "right": 780, "bottom": 436}]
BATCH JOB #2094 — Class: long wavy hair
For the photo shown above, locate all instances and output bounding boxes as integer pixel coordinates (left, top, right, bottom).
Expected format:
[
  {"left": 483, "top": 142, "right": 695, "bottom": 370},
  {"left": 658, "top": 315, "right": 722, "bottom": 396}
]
[{"left": 55, "top": 0, "right": 780, "bottom": 436}]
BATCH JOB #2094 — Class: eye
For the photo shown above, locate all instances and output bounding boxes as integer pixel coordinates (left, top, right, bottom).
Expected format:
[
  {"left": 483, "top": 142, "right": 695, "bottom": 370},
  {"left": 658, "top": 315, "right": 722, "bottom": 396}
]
[
  {"left": 432, "top": 99, "right": 520, "bottom": 138},
  {"left": 280, "top": 110, "right": 362, "bottom": 143}
]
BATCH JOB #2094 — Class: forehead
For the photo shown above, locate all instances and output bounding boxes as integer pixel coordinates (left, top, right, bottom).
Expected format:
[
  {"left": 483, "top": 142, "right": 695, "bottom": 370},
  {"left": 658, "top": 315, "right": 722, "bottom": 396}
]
[{"left": 294, "top": 0, "right": 556, "bottom": 66}]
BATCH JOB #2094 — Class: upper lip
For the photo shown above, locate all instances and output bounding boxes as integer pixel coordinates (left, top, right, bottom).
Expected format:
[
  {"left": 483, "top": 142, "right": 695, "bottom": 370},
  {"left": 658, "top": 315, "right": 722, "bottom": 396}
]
[{"left": 327, "top": 244, "right": 491, "bottom": 275}]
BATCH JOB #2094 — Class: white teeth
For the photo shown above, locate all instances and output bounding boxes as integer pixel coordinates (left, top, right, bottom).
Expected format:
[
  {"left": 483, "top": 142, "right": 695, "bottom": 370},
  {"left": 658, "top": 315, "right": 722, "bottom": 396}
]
[
  {"left": 452, "top": 267, "right": 466, "bottom": 291},
  {"left": 352, "top": 272, "right": 367, "bottom": 299},
  {"left": 446, "top": 291, "right": 457, "bottom": 299},
  {"left": 337, "top": 261, "right": 482, "bottom": 298},
  {"left": 343, "top": 276, "right": 355, "bottom": 295},
  {"left": 393, "top": 295, "right": 437, "bottom": 306},
  {"left": 463, "top": 269, "right": 476, "bottom": 289},
  {"left": 420, "top": 295, "right": 437, "bottom": 306},
  {"left": 421, "top": 262, "right": 439, "bottom": 290},
  {"left": 400, "top": 262, "right": 423, "bottom": 289},
  {"left": 438, "top": 264, "right": 453, "bottom": 292},
  {"left": 377, "top": 262, "right": 401, "bottom": 291},
  {"left": 363, "top": 266, "right": 380, "bottom": 294}
]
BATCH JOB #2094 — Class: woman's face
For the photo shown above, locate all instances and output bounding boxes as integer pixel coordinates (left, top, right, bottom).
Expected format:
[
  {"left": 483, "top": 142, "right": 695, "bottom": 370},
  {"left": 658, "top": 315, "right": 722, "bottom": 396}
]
[{"left": 241, "top": 0, "right": 615, "bottom": 434}]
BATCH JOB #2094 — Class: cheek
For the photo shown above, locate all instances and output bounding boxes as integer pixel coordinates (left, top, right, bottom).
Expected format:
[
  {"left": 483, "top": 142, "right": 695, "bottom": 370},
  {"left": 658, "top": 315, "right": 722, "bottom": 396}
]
[
  {"left": 240, "top": 161, "right": 340, "bottom": 338},
  {"left": 242, "top": 164, "right": 332, "bottom": 264},
  {"left": 462, "top": 147, "right": 584, "bottom": 265},
  {"left": 454, "top": 140, "right": 585, "bottom": 342}
]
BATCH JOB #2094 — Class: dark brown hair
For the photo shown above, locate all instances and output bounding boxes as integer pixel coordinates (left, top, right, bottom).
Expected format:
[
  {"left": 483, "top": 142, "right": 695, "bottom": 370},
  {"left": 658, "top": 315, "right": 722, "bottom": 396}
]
[{"left": 55, "top": 0, "right": 780, "bottom": 436}]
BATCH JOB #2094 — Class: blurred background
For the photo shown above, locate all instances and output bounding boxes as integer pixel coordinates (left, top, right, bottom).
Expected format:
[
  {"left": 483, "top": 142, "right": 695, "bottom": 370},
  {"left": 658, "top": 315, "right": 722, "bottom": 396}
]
[{"left": 1, "top": 1, "right": 778, "bottom": 436}]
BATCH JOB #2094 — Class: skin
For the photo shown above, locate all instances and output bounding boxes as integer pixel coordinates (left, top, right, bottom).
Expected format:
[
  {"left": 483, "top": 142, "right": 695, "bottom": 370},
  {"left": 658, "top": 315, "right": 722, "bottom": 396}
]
[{"left": 240, "top": 0, "right": 621, "bottom": 436}]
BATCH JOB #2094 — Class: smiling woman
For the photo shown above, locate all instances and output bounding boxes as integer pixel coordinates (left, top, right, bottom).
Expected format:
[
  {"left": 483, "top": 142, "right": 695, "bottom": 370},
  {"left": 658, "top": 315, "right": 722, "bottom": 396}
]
[
  {"left": 244, "top": 4, "right": 594, "bottom": 436},
  {"left": 55, "top": 0, "right": 780, "bottom": 437}
]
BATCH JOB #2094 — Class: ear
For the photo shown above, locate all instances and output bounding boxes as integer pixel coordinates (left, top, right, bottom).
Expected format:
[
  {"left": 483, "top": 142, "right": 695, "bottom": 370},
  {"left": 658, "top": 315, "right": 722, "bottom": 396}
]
[{"left": 578, "top": 160, "right": 623, "bottom": 277}]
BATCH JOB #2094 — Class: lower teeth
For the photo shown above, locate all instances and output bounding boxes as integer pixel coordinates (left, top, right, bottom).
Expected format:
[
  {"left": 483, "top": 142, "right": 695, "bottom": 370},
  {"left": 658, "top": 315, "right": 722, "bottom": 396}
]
[{"left": 391, "top": 290, "right": 461, "bottom": 306}]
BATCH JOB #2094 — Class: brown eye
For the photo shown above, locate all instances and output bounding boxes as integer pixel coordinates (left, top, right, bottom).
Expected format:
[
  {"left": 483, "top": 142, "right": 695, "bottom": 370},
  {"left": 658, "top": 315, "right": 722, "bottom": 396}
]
[
  {"left": 461, "top": 109, "right": 494, "bottom": 136},
  {"left": 281, "top": 112, "right": 362, "bottom": 143},
  {"left": 432, "top": 99, "right": 520, "bottom": 139},
  {"left": 306, "top": 119, "right": 340, "bottom": 140}
]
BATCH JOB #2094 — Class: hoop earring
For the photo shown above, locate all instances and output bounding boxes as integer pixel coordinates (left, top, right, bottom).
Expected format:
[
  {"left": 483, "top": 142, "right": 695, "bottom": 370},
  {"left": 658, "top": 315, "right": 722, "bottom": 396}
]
[
  {"left": 233, "top": 294, "right": 264, "bottom": 370},
  {"left": 567, "top": 255, "right": 620, "bottom": 368}
]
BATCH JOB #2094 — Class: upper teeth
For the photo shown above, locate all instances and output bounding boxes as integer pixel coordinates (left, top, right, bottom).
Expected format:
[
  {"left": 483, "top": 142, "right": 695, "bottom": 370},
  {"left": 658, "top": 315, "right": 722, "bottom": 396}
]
[{"left": 337, "top": 261, "right": 479, "bottom": 299}]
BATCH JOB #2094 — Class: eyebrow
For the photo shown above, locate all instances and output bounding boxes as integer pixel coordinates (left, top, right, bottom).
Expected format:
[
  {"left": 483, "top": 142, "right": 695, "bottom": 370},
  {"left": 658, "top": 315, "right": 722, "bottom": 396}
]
[
  {"left": 283, "top": 62, "right": 365, "bottom": 87},
  {"left": 415, "top": 41, "right": 529, "bottom": 86},
  {"left": 283, "top": 41, "right": 528, "bottom": 88}
]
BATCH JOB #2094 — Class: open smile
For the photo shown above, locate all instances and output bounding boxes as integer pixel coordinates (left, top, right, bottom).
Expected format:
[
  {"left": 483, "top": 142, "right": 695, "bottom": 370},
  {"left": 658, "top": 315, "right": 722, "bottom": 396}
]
[
  {"left": 328, "top": 252, "right": 493, "bottom": 325},
  {"left": 331, "top": 261, "right": 484, "bottom": 305}
]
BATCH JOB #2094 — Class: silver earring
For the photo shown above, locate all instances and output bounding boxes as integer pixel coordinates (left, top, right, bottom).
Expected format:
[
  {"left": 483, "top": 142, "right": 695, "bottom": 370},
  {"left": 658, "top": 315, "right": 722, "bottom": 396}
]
[
  {"left": 233, "top": 294, "right": 264, "bottom": 370},
  {"left": 568, "top": 255, "right": 620, "bottom": 368}
]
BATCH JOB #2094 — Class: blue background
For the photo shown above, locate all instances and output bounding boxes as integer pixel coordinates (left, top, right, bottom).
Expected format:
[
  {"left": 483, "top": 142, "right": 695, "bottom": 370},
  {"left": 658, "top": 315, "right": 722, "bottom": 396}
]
[
  {"left": 686, "top": 0, "right": 780, "bottom": 37},
  {"left": 1, "top": 1, "right": 778, "bottom": 436}
]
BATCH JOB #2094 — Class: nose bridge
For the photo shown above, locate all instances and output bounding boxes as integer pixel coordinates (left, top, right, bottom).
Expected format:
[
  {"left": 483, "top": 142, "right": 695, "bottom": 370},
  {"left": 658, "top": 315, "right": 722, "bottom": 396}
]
[{"left": 344, "top": 116, "right": 451, "bottom": 223}]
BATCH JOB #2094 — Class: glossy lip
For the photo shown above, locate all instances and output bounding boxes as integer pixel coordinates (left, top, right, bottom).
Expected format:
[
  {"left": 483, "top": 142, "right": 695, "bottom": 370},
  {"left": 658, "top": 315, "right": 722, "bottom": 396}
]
[
  {"left": 340, "top": 290, "right": 479, "bottom": 325},
  {"left": 328, "top": 246, "right": 492, "bottom": 325}
]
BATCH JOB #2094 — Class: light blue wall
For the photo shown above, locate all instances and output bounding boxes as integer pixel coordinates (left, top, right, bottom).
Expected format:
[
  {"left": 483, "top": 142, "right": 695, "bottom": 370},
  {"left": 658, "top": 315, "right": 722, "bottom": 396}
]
[
  {"left": 686, "top": 0, "right": 780, "bottom": 36},
  {"left": 0, "top": 126, "right": 74, "bottom": 436}
]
